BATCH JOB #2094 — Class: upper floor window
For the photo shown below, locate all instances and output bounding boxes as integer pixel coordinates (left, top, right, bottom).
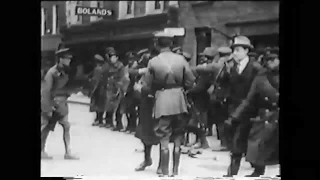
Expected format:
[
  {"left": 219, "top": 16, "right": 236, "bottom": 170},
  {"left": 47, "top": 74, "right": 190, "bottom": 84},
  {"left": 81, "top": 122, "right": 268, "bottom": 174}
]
[
  {"left": 168, "top": 1, "right": 179, "bottom": 7},
  {"left": 146, "top": 1, "right": 164, "bottom": 14},
  {"left": 119, "top": 1, "right": 134, "bottom": 19},
  {"left": 52, "top": 5, "right": 59, "bottom": 34}
]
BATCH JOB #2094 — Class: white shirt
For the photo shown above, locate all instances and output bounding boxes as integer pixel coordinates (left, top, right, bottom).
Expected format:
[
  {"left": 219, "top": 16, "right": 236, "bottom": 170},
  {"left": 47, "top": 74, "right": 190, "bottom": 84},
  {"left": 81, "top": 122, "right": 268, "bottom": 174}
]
[{"left": 237, "top": 56, "right": 249, "bottom": 74}]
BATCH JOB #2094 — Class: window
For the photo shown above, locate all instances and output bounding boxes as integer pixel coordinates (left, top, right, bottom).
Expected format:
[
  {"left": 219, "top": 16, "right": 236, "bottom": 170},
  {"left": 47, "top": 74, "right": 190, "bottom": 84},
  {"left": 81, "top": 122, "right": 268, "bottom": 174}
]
[
  {"left": 119, "top": 1, "right": 134, "bottom": 19},
  {"left": 146, "top": 1, "right": 164, "bottom": 14},
  {"left": 168, "top": 1, "right": 179, "bottom": 7},
  {"left": 155, "top": 1, "right": 161, "bottom": 9},
  {"left": 127, "top": 1, "right": 133, "bottom": 15},
  {"left": 41, "top": 8, "right": 45, "bottom": 36},
  {"left": 52, "top": 5, "right": 59, "bottom": 34}
]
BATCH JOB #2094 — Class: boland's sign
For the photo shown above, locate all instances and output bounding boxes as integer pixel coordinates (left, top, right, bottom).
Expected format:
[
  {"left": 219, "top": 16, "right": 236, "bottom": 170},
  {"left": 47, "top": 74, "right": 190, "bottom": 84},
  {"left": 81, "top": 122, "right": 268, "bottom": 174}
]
[{"left": 75, "top": 6, "right": 113, "bottom": 17}]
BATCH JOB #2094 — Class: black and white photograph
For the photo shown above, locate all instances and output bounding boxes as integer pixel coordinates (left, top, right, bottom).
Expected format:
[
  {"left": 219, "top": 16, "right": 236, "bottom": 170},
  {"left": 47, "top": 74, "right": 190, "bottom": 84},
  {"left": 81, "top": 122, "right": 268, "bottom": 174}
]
[{"left": 41, "top": 1, "right": 280, "bottom": 179}]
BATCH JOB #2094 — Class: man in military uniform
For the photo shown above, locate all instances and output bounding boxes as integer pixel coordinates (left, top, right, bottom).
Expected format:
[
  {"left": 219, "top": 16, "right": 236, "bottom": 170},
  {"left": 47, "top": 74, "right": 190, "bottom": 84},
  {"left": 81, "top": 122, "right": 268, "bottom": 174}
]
[
  {"left": 136, "top": 31, "right": 195, "bottom": 177},
  {"left": 104, "top": 48, "right": 130, "bottom": 131},
  {"left": 222, "top": 36, "right": 263, "bottom": 177},
  {"left": 41, "top": 48, "right": 79, "bottom": 160},
  {"left": 89, "top": 54, "right": 106, "bottom": 126},
  {"left": 230, "top": 47, "right": 279, "bottom": 177}
]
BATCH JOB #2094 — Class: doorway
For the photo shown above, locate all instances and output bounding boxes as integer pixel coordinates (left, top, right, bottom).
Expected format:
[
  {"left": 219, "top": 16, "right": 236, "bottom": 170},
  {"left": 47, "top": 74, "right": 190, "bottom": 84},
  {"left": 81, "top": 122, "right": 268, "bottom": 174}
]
[{"left": 195, "top": 27, "right": 211, "bottom": 65}]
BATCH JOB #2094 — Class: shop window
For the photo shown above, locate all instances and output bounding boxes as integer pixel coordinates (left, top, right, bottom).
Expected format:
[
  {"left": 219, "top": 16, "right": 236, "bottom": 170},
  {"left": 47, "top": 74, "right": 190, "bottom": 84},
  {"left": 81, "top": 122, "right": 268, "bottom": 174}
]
[
  {"left": 41, "top": 8, "right": 45, "bottom": 36},
  {"left": 119, "top": 1, "right": 134, "bottom": 19},
  {"left": 52, "top": 5, "right": 59, "bottom": 34},
  {"left": 146, "top": 1, "right": 164, "bottom": 14}
]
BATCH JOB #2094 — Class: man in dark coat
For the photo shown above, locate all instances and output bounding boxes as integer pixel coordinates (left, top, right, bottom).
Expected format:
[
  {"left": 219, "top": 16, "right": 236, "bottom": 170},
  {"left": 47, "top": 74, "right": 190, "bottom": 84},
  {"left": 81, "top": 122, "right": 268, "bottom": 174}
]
[
  {"left": 136, "top": 31, "right": 196, "bottom": 177},
  {"left": 222, "top": 36, "right": 263, "bottom": 177},
  {"left": 230, "top": 48, "right": 279, "bottom": 177},
  {"left": 89, "top": 54, "right": 106, "bottom": 126},
  {"left": 41, "top": 48, "right": 79, "bottom": 160}
]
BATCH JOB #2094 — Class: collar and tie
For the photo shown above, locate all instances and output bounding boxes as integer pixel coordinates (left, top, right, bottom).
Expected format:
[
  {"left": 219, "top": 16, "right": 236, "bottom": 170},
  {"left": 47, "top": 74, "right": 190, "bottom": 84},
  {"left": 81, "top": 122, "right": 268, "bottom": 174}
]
[{"left": 234, "top": 61, "right": 240, "bottom": 74}]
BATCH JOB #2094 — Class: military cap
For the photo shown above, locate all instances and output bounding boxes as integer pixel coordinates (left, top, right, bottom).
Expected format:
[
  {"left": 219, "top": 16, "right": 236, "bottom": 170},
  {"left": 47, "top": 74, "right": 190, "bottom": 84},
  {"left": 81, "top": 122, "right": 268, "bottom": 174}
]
[
  {"left": 153, "top": 31, "right": 174, "bottom": 38},
  {"left": 94, "top": 54, "right": 104, "bottom": 62},
  {"left": 203, "top": 47, "right": 218, "bottom": 57},
  {"left": 55, "top": 48, "right": 73, "bottom": 58},
  {"left": 217, "top": 46, "right": 232, "bottom": 55},
  {"left": 137, "top": 48, "right": 149, "bottom": 56},
  {"left": 182, "top": 52, "right": 191, "bottom": 59},
  {"left": 231, "top": 35, "right": 253, "bottom": 49}
]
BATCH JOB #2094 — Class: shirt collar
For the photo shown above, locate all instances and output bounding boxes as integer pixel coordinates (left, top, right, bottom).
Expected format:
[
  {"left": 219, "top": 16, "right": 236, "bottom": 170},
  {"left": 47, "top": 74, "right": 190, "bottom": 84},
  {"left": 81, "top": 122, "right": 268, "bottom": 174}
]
[
  {"left": 239, "top": 56, "right": 249, "bottom": 67},
  {"left": 160, "top": 47, "right": 171, "bottom": 53}
]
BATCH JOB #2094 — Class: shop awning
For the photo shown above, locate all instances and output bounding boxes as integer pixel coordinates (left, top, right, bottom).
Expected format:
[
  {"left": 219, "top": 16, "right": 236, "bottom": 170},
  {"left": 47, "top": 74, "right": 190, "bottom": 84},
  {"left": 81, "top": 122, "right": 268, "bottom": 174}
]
[
  {"left": 64, "top": 31, "right": 154, "bottom": 45},
  {"left": 41, "top": 35, "right": 62, "bottom": 51}
]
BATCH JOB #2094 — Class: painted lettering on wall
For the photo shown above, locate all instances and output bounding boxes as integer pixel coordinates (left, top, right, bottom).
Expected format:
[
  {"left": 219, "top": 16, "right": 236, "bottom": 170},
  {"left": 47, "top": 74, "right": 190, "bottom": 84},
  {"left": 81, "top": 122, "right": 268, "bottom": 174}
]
[{"left": 75, "top": 7, "right": 113, "bottom": 17}]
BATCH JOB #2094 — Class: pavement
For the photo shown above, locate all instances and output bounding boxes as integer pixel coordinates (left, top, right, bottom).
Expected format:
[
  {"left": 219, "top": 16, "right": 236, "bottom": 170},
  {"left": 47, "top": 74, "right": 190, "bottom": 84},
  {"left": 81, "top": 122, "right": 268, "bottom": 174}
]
[{"left": 41, "top": 103, "right": 280, "bottom": 179}]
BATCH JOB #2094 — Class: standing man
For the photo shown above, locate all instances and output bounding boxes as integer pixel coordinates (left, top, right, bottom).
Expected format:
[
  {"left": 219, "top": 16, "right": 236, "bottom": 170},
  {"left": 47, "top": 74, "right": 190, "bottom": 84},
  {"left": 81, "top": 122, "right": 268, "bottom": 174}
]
[
  {"left": 89, "top": 54, "right": 106, "bottom": 126},
  {"left": 41, "top": 48, "right": 79, "bottom": 160},
  {"left": 230, "top": 47, "right": 279, "bottom": 177},
  {"left": 136, "top": 31, "right": 196, "bottom": 177},
  {"left": 223, "top": 36, "right": 262, "bottom": 177}
]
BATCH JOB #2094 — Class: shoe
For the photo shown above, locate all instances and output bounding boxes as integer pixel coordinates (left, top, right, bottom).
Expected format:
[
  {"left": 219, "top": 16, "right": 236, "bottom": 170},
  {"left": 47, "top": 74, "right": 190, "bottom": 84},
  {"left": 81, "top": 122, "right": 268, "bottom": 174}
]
[
  {"left": 104, "top": 124, "right": 113, "bottom": 128},
  {"left": 193, "top": 142, "right": 202, "bottom": 149},
  {"left": 245, "top": 166, "right": 265, "bottom": 177},
  {"left": 134, "top": 159, "right": 152, "bottom": 171},
  {"left": 92, "top": 121, "right": 99, "bottom": 126},
  {"left": 119, "top": 128, "right": 127, "bottom": 132},
  {"left": 98, "top": 123, "right": 105, "bottom": 127},
  {"left": 156, "top": 167, "right": 162, "bottom": 174},
  {"left": 41, "top": 152, "right": 53, "bottom": 160},
  {"left": 225, "top": 156, "right": 241, "bottom": 176},
  {"left": 64, "top": 154, "right": 80, "bottom": 160}
]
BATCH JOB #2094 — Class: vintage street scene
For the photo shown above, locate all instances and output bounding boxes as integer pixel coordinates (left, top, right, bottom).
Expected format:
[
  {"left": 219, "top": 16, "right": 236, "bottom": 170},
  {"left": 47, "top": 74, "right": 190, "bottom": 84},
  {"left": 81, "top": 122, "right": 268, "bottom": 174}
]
[{"left": 41, "top": 1, "right": 279, "bottom": 179}]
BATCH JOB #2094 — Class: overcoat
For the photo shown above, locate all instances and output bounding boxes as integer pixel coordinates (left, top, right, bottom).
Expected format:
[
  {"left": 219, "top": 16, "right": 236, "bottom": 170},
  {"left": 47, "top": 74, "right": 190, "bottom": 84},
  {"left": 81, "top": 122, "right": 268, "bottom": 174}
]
[{"left": 231, "top": 69, "right": 279, "bottom": 165}]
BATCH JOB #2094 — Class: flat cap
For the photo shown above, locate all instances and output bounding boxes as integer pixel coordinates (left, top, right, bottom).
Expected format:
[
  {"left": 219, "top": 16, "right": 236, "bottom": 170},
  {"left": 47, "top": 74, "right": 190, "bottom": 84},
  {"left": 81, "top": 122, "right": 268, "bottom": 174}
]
[
  {"left": 217, "top": 46, "right": 232, "bottom": 54},
  {"left": 182, "top": 52, "right": 191, "bottom": 59},
  {"left": 94, "top": 54, "right": 104, "bottom": 62},
  {"left": 203, "top": 47, "right": 218, "bottom": 57},
  {"left": 55, "top": 48, "right": 73, "bottom": 58},
  {"left": 154, "top": 31, "right": 174, "bottom": 38},
  {"left": 137, "top": 48, "right": 149, "bottom": 56}
]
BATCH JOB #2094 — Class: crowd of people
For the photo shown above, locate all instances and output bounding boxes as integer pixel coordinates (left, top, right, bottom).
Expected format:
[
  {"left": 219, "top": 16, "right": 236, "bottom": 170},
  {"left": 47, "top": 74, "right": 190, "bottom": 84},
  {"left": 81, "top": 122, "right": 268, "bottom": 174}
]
[{"left": 41, "top": 30, "right": 279, "bottom": 178}]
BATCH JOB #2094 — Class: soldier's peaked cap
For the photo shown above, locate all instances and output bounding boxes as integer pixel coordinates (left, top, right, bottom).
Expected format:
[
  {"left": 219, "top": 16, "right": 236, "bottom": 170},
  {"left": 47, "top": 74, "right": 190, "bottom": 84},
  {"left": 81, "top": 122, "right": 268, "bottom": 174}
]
[
  {"left": 137, "top": 48, "right": 149, "bottom": 56},
  {"left": 231, "top": 35, "right": 253, "bottom": 49},
  {"left": 94, "top": 54, "right": 104, "bottom": 62},
  {"left": 203, "top": 47, "right": 218, "bottom": 57},
  {"left": 153, "top": 31, "right": 174, "bottom": 38},
  {"left": 55, "top": 48, "right": 73, "bottom": 58},
  {"left": 217, "top": 46, "right": 232, "bottom": 54}
]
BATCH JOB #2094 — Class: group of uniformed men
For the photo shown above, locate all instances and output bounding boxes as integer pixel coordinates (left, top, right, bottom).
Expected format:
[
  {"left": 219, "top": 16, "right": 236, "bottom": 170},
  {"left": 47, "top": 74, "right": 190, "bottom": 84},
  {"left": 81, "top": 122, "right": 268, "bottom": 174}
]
[{"left": 41, "top": 29, "right": 279, "bottom": 177}]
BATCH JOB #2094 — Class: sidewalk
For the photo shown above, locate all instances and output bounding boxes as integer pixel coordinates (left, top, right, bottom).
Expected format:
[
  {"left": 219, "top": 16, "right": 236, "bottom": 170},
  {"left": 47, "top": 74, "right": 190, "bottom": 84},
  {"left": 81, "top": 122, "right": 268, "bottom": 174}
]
[{"left": 67, "top": 92, "right": 91, "bottom": 106}]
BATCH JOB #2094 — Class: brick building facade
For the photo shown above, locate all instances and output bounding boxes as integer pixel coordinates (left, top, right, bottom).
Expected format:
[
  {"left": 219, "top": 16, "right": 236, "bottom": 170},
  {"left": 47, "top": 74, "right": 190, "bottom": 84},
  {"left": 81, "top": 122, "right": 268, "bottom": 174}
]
[{"left": 178, "top": 1, "right": 279, "bottom": 65}]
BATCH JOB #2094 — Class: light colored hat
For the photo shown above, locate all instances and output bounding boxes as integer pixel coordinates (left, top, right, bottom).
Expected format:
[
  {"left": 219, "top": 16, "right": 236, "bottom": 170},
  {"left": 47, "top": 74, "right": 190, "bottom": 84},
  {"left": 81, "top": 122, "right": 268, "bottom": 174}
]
[
  {"left": 137, "top": 48, "right": 149, "bottom": 56},
  {"left": 203, "top": 47, "right": 218, "bottom": 57},
  {"left": 231, "top": 36, "right": 253, "bottom": 49},
  {"left": 217, "top": 46, "right": 232, "bottom": 54},
  {"left": 55, "top": 48, "right": 73, "bottom": 58}
]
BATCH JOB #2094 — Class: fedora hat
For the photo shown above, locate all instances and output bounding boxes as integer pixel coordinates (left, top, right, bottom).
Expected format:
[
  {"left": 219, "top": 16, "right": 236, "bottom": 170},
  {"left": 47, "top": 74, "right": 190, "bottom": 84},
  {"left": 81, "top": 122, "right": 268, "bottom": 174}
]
[
  {"left": 231, "top": 36, "right": 253, "bottom": 49},
  {"left": 55, "top": 48, "right": 73, "bottom": 58}
]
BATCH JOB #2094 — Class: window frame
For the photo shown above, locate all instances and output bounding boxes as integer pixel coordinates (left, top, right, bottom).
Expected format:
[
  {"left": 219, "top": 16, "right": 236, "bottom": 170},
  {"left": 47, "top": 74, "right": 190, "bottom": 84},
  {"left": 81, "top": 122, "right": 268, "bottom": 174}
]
[
  {"left": 145, "top": 1, "right": 164, "bottom": 15},
  {"left": 118, "top": 1, "right": 135, "bottom": 19},
  {"left": 41, "top": 8, "right": 45, "bottom": 36},
  {"left": 52, "top": 5, "right": 59, "bottom": 34}
]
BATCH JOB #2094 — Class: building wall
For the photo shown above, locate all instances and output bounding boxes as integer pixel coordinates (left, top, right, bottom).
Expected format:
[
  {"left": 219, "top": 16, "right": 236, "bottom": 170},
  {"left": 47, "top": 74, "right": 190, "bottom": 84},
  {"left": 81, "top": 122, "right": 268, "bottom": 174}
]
[
  {"left": 41, "top": 1, "right": 67, "bottom": 35},
  {"left": 178, "top": 1, "right": 279, "bottom": 65}
]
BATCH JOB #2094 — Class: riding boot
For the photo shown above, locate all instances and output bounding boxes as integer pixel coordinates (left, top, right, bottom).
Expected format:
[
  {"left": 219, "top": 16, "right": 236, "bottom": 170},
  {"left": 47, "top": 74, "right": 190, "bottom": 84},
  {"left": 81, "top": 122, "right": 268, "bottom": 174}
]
[
  {"left": 245, "top": 164, "right": 266, "bottom": 177},
  {"left": 158, "top": 148, "right": 170, "bottom": 177},
  {"left": 171, "top": 146, "right": 181, "bottom": 176},
  {"left": 135, "top": 144, "right": 152, "bottom": 171},
  {"left": 97, "top": 112, "right": 104, "bottom": 127},
  {"left": 223, "top": 154, "right": 241, "bottom": 177},
  {"left": 156, "top": 145, "right": 163, "bottom": 174}
]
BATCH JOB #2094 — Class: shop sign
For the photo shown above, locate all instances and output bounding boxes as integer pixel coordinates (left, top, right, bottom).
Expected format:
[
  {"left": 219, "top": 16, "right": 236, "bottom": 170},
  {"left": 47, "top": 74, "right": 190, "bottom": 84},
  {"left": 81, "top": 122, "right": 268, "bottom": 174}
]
[{"left": 75, "top": 6, "right": 113, "bottom": 17}]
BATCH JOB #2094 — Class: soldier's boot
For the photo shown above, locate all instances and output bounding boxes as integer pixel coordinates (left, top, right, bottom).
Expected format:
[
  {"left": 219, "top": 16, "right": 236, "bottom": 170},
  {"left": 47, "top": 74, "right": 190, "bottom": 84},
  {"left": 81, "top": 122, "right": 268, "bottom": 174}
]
[
  {"left": 135, "top": 144, "right": 152, "bottom": 171},
  {"left": 62, "top": 123, "right": 79, "bottom": 160},
  {"left": 171, "top": 146, "right": 181, "bottom": 177},
  {"left": 158, "top": 148, "right": 170, "bottom": 177},
  {"left": 104, "top": 112, "right": 113, "bottom": 128},
  {"left": 245, "top": 165, "right": 266, "bottom": 177},
  {"left": 156, "top": 145, "right": 163, "bottom": 174},
  {"left": 41, "top": 126, "right": 53, "bottom": 160},
  {"left": 223, "top": 154, "right": 241, "bottom": 177},
  {"left": 92, "top": 112, "right": 100, "bottom": 126},
  {"left": 96, "top": 112, "right": 104, "bottom": 127},
  {"left": 112, "top": 113, "right": 123, "bottom": 131}
]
